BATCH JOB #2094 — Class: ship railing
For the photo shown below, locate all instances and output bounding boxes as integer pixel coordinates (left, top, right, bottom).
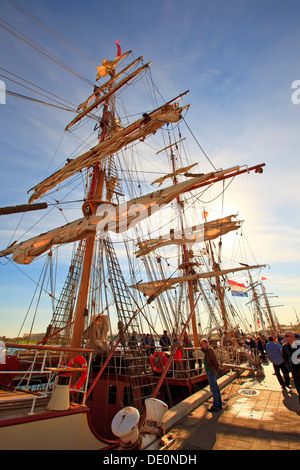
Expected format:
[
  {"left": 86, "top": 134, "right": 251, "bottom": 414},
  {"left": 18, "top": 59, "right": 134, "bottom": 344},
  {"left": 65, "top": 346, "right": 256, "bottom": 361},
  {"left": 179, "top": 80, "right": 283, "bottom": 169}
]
[
  {"left": 167, "top": 347, "right": 203, "bottom": 379},
  {"left": 117, "top": 346, "right": 204, "bottom": 379},
  {"left": 1, "top": 343, "right": 94, "bottom": 412},
  {"left": 215, "top": 344, "right": 260, "bottom": 369}
]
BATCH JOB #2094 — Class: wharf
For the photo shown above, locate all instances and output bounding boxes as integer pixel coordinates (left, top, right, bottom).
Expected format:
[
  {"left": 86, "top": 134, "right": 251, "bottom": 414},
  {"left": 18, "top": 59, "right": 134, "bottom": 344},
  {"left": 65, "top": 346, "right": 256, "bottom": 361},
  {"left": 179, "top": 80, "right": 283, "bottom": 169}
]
[{"left": 164, "top": 362, "right": 300, "bottom": 450}]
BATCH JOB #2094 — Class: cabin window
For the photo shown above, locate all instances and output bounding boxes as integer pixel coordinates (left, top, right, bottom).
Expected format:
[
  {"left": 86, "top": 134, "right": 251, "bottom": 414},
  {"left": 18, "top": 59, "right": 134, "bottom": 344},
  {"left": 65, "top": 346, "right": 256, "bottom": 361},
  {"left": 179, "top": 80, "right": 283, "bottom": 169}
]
[
  {"left": 108, "top": 385, "right": 117, "bottom": 404},
  {"left": 123, "top": 386, "right": 133, "bottom": 406}
]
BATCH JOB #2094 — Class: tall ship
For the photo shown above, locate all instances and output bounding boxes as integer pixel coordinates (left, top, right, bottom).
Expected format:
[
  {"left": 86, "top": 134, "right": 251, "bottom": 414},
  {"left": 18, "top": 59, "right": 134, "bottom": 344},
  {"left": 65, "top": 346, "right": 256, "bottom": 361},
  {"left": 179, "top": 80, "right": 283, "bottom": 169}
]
[{"left": 0, "top": 42, "right": 271, "bottom": 449}]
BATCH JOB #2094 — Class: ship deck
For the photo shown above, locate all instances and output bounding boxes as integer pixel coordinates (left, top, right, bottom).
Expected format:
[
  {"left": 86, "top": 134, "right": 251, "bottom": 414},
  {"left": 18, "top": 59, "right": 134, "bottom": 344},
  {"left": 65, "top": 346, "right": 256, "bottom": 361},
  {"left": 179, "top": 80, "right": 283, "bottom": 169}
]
[
  {"left": 163, "top": 362, "right": 300, "bottom": 450},
  {"left": 0, "top": 389, "right": 49, "bottom": 421},
  {"left": 0, "top": 388, "right": 89, "bottom": 427}
]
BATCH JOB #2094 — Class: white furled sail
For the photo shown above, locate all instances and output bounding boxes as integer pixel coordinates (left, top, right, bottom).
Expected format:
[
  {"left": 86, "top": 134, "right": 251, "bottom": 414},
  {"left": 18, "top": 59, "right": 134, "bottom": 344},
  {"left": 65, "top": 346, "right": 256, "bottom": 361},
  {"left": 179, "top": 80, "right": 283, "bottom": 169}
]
[
  {"left": 28, "top": 103, "right": 187, "bottom": 204},
  {"left": 131, "top": 264, "right": 266, "bottom": 301},
  {"left": 135, "top": 215, "right": 241, "bottom": 257},
  {"left": 2, "top": 172, "right": 213, "bottom": 264}
]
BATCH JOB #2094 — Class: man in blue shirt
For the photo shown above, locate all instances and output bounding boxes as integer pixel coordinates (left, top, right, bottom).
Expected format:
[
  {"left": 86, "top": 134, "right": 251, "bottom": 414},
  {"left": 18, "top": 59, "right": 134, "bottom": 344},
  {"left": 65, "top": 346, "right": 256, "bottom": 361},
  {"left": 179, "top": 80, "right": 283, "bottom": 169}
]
[{"left": 266, "top": 336, "right": 291, "bottom": 389}]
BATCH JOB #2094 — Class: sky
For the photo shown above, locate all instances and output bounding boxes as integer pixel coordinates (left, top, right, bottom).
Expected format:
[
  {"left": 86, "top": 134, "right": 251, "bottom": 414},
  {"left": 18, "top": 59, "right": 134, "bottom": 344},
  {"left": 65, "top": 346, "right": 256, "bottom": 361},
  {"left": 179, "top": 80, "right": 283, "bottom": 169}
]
[{"left": 0, "top": 0, "right": 299, "bottom": 337}]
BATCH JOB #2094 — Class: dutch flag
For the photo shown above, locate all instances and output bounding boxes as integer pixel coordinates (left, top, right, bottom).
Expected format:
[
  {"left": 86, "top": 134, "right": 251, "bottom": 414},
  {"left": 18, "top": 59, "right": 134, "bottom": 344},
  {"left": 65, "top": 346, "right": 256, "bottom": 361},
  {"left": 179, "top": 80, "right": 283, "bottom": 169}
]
[{"left": 228, "top": 279, "right": 248, "bottom": 297}]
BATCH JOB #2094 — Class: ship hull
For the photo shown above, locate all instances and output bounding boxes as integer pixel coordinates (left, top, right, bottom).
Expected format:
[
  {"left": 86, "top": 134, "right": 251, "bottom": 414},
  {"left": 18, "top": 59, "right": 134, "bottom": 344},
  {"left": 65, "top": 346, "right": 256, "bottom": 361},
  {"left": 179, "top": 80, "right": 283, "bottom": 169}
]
[
  {"left": 87, "top": 370, "right": 208, "bottom": 440},
  {"left": 0, "top": 397, "right": 114, "bottom": 450}
]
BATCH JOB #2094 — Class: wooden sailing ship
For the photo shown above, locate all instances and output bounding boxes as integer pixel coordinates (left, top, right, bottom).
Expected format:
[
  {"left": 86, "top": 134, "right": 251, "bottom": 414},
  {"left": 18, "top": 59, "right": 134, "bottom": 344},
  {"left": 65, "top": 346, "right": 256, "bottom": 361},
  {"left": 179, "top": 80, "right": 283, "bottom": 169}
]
[{"left": 0, "top": 43, "right": 270, "bottom": 448}]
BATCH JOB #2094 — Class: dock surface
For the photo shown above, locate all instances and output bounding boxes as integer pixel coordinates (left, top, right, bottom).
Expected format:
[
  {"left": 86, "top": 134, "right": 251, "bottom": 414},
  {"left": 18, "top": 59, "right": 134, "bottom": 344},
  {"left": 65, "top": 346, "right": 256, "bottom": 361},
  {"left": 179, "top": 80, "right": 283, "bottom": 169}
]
[{"left": 165, "top": 362, "right": 300, "bottom": 450}]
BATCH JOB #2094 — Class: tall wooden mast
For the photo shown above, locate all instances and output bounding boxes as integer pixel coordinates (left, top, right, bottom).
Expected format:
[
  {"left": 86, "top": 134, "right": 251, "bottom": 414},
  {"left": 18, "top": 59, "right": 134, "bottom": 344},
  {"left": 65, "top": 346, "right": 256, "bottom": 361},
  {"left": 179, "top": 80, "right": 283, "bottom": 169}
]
[
  {"left": 167, "top": 135, "right": 199, "bottom": 347},
  {"left": 70, "top": 49, "right": 117, "bottom": 350},
  {"left": 205, "top": 217, "right": 229, "bottom": 331},
  {"left": 70, "top": 164, "right": 105, "bottom": 350}
]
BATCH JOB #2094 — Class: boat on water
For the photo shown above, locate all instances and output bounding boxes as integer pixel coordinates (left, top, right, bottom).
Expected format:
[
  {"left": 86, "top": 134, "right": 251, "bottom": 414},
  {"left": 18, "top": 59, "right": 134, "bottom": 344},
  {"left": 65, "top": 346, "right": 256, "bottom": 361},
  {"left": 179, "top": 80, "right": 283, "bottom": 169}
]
[{"left": 0, "top": 41, "right": 274, "bottom": 450}]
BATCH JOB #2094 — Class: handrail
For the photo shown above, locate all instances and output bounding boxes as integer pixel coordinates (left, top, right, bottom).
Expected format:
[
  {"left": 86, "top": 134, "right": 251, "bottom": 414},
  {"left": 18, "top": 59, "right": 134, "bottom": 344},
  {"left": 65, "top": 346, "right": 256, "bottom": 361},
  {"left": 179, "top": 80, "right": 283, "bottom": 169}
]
[
  {"left": 5, "top": 342, "right": 94, "bottom": 353},
  {"left": 1, "top": 344, "right": 94, "bottom": 412}
]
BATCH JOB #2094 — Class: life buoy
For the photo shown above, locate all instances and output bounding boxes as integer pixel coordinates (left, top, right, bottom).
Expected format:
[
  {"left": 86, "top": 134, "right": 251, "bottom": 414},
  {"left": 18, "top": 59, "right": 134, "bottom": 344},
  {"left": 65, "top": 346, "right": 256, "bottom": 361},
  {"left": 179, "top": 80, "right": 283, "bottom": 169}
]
[
  {"left": 150, "top": 351, "right": 168, "bottom": 374},
  {"left": 67, "top": 355, "right": 88, "bottom": 391}
]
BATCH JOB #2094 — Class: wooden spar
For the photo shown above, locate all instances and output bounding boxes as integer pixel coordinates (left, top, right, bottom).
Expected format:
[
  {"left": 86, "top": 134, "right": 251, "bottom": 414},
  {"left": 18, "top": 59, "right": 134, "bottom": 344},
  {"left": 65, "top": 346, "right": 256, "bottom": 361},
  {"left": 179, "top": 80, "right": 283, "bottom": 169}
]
[
  {"left": 134, "top": 264, "right": 266, "bottom": 299},
  {"left": 183, "top": 163, "right": 266, "bottom": 195},
  {"left": 65, "top": 61, "right": 151, "bottom": 131},
  {"left": 156, "top": 138, "right": 186, "bottom": 154},
  {"left": 0, "top": 202, "right": 48, "bottom": 215}
]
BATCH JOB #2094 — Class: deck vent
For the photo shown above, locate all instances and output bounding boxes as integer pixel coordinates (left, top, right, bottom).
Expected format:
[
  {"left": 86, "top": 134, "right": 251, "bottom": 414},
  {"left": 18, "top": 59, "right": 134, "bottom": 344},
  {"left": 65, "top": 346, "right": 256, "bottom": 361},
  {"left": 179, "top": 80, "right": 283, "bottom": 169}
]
[{"left": 238, "top": 389, "right": 259, "bottom": 396}]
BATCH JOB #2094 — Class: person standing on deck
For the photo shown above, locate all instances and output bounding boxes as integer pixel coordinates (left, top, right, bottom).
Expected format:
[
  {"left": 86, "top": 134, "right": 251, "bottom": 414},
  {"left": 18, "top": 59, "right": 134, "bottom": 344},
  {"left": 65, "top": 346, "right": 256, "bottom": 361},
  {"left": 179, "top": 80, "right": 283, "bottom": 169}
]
[
  {"left": 159, "top": 330, "right": 171, "bottom": 351},
  {"left": 266, "top": 336, "right": 291, "bottom": 390},
  {"left": 200, "top": 338, "right": 223, "bottom": 412}
]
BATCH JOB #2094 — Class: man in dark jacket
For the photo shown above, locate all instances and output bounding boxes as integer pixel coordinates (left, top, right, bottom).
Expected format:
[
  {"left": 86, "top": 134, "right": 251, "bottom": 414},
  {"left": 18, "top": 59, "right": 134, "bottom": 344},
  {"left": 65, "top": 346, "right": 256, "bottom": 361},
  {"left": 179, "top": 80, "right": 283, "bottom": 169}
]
[
  {"left": 159, "top": 330, "right": 171, "bottom": 351},
  {"left": 282, "top": 331, "right": 300, "bottom": 403},
  {"left": 200, "top": 338, "right": 223, "bottom": 412},
  {"left": 266, "top": 336, "right": 290, "bottom": 389}
]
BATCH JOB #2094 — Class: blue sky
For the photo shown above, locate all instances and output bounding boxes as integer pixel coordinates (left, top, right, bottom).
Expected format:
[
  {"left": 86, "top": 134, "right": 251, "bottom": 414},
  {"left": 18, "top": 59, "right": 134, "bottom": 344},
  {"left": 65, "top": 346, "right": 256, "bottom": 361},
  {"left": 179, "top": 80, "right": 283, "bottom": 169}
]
[{"left": 0, "top": 0, "right": 299, "bottom": 336}]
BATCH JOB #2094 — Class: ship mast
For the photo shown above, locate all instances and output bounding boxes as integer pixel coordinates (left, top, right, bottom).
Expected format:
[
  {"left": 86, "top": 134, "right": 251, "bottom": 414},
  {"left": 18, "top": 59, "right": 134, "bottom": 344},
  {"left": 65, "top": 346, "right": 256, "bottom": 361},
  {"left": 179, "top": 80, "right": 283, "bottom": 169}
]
[
  {"left": 260, "top": 281, "right": 278, "bottom": 334},
  {"left": 204, "top": 214, "right": 230, "bottom": 331},
  {"left": 167, "top": 134, "right": 199, "bottom": 347},
  {"left": 247, "top": 270, "right": 268, "bottom": 335},
  {"left": 70, "top": 127, "right": 106, "bottom": 350},
  {"left": 70, "top": 48, "right": 118, "bottom": 350}
]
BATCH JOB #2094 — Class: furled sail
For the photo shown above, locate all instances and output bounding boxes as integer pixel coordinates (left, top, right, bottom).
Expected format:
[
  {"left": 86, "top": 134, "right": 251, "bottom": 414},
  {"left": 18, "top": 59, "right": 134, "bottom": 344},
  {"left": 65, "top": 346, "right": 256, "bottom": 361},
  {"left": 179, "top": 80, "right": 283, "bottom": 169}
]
[
  {"left": 96, "top": 50, "right": 131, "bottom": 80},
  {"left": 67, "top": 59, "right": 150, "bottom": 130},
  {"left": 135, "top": 215, "right": 241, "bottom": 257},
  {"left": 28, "top": 103, "right": 187, "bottom": 204},
  {"left": 151, "top": 163, "right": 198, "bottom": 186},
  {"left": 76, "top": 56, "right": 142, "bottom": 113},
  {"left": 2, "top": 172, "right": 211, "bottom": 264},
  {"left": 131, "top": 264, "right": 266, "bottom": 301}
]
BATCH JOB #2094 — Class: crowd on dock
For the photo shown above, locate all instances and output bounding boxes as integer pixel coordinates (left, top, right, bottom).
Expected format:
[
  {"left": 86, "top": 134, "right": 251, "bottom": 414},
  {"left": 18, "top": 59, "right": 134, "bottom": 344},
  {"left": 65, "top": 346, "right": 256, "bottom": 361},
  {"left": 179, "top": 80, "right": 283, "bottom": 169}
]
[{"left": 242, "top": 331, "right": 300, "bottom": 403}]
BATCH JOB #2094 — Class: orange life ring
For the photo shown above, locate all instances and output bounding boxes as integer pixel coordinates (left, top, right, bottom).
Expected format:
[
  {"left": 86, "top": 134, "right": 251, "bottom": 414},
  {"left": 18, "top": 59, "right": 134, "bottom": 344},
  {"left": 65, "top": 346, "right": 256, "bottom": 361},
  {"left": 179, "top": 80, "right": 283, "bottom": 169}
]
[
  {"left": 67, "top": 355, "right": 88, "bottom": 391},
  {"left": 150, "top": 351, "right": 168, "bottom": 374}
]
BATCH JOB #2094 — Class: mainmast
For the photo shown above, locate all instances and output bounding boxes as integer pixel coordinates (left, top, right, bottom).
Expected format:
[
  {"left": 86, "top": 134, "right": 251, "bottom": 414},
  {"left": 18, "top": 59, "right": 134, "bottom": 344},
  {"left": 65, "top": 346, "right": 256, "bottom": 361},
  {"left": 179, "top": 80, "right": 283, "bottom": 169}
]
[
  {"left": 70, "top": 44, "right": 120, "bottom": 350},
  {"left": 204, "top": 214, "right": 230, "bottom": 331},
  {"left": 70, "top": 126, "right": 106, "bottom": 350},
  {"left": 166, "top": 133, "right": 199, "bottom": 347}
]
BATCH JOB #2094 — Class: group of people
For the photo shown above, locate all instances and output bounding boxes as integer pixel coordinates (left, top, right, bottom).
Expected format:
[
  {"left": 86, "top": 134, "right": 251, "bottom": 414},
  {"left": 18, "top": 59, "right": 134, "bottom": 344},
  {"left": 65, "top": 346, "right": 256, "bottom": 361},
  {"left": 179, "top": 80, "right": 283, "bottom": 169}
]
[
  {"left": 128, "top": 329, "right": 195, "bottom": 363},
  {"left": 242, "top": 331, "right": 300, "bottom": 399},
  {"left": 128, "top": 328, "right": 300, "bottom": 412},
  {"left": 266, "top": 331, "right": 300, "bottom": 402},
  {"left": 200, "top": 330, "right": 300, "bottom": 413},
  {"left": 128, "top": 331, "right": 155, "bottom": 356},
  {"left": 243, "top": 335, "right": 270, "bottom": 361}
]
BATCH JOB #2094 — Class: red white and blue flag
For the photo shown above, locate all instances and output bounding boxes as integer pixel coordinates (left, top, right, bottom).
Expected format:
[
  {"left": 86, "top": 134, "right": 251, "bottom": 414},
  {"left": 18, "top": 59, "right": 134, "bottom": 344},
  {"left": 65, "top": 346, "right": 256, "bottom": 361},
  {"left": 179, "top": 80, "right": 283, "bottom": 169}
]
[{"left": 228, "top": 279, "right": 248, "bottom": 297}]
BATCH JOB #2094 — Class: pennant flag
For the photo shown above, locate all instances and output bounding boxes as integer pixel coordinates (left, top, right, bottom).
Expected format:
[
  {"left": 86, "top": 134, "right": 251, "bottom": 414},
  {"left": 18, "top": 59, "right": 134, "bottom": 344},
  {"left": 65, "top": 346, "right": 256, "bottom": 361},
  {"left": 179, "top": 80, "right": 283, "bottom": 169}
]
[
  {"left": 261, "top": 277, "right": 267, "bottom": 280},
  {"left": 116, "top": 40, "right": 121, "bottom": 56},
  {"left": 228, "top": 279, "right": 248, "bottom": 297}
]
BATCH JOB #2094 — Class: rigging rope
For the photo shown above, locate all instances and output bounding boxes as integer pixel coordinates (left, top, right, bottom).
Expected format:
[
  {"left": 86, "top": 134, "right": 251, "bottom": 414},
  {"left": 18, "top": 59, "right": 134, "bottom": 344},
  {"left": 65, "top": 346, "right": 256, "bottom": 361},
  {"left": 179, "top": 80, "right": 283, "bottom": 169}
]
[
  {"left": 3, "top": 88, "right": 75, "bottom": 112},
  {"left": 8, "top": 0, "right": 98, "bottom": 67},
  {"left": 0, "top": 19, "right": 94, "bottom": 86},
  {"left": 183, "top": 117, "right": 217, "bottom": 171},
  {"left": 0, "top": 67, "right": 76, "bottom": 109}
]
